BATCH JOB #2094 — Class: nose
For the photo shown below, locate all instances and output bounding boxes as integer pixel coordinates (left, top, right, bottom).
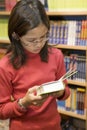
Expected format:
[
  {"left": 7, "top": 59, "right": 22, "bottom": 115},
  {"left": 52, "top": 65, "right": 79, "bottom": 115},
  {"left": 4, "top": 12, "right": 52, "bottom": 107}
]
[
  {"left": 34, "top": 39, "right": 43, "bottom": 47},
  {"left": 35, "top": 42, "right": 42, "bottom": 48}
]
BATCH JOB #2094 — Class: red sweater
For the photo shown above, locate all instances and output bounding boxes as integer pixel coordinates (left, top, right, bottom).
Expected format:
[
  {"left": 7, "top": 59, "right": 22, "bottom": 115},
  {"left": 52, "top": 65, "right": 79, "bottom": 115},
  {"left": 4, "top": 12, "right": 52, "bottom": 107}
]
[{"left": 0, "top": 48, "right": 70, "bottom": 130}]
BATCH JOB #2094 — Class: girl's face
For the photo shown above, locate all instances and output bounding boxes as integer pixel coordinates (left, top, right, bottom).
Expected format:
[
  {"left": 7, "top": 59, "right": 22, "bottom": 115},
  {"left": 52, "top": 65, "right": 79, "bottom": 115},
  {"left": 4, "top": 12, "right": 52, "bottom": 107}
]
[{"left": 20, "top": 24, "right": 48, "bottom": 53}]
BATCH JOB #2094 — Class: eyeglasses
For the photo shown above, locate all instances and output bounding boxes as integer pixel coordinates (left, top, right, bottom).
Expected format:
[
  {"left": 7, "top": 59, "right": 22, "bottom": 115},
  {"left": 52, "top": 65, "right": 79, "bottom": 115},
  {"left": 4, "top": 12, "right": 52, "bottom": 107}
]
[{"left": 21, "top": 33, "right": 49, "bottom": 47}]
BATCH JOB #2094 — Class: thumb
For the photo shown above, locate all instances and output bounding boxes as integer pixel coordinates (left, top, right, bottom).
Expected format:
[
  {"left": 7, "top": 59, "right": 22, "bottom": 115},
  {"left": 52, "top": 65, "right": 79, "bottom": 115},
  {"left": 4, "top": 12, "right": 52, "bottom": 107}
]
[{"left": 28, "top": 86, "right": 42, "bottom": 98}]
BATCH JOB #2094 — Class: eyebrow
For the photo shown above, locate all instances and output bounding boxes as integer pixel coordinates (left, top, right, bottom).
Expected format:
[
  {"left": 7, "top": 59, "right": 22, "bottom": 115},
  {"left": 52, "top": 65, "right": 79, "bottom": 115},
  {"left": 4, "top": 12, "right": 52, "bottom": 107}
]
[{"left": 26, "top": 32, "right": 49, "bottom": 41}]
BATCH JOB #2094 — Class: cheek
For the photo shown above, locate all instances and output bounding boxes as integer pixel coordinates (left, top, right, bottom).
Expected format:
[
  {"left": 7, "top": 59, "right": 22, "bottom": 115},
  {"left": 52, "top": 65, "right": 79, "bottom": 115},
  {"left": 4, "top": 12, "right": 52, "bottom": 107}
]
[
  {"left": 24, "top": 46, "right": 33, "bottom": 51},
  {"left": 22, "top": 44, "right": 33, "bottom": 51}
]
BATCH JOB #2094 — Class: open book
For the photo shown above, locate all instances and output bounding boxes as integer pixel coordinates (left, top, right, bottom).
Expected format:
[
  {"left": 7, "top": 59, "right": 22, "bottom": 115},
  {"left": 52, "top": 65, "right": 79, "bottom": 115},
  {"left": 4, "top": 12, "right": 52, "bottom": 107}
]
[{"left": 36, "top": 69, "right": 77, "bottom": 96}]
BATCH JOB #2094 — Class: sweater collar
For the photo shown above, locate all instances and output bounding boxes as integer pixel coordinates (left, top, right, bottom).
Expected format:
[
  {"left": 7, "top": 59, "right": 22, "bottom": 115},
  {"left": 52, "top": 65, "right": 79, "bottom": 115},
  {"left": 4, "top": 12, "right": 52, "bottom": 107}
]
[{"left": 24, "top": 49, "right": 39, "bottom": 58}]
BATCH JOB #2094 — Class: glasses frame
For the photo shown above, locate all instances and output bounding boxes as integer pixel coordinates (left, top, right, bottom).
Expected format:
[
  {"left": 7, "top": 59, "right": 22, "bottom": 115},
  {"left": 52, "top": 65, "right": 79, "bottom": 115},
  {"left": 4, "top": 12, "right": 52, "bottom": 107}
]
[{"left": 21, "top": 32, "right": 49, "bottom": 47}]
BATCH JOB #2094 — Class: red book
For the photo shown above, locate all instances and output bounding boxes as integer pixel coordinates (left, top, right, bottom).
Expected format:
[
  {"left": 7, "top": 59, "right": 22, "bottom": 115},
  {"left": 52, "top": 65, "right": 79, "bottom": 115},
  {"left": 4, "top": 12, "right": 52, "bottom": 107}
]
[
  {"left": 5, "top": 0, "right": 10, "bottom": 11},
  {"left": 9, "top": 0, "right": 17, "bottom": 10}
]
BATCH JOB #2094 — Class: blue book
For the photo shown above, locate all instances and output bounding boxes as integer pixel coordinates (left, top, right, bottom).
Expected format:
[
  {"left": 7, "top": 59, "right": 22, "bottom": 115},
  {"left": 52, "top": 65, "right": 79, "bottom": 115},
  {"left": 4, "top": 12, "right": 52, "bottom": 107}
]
[{"left": 57, "top": 100, "right": 65, "bottom": 110}]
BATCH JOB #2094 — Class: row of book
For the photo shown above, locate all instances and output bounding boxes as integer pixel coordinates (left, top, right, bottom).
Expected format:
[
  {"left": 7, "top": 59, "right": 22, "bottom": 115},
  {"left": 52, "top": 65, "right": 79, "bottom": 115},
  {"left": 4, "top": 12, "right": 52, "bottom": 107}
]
[
  {"left": 49, "top": 20, "right": 87, "bottom": 46},
  {"left": 0, "top": 0, "right": 87, "bottom": 11},
  {"left": 40, "top": 0, "right": 87, "bottom": 11},
  {"left": 0, "top": 18, "right": 87, "bottom": 46},
  {"left": 57, "top": 87, "right": 86, "bottom": 115},
  {"left": 0, "top": 0, "right": 17, "bottom": 11},
  {"left": 64, "top": 54, "right": 86, "bottom": 82},
  {"left": 0, "top": 17, "right": 8, "bottom": 40}
]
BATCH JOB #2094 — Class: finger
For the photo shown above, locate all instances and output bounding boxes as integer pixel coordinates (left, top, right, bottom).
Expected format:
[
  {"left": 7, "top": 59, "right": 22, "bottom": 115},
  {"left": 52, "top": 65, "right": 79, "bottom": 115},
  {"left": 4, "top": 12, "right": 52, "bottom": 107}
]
[
  {"left": 33, "top": 97, "right": 47, "bottom": 106},
  {"left": 33, "top": 102, "right": 37, "bottom": 105},
  {"left": 28, "top": 86, "right": 39, "bottom": 93},
  {"left": 29, "top": 92, "right": 42, "bottom": 101},
  {"left": 41, "top": 93, "right": 49, "bottom": 99},
  {"left": 33, "top": 102, "right": 41, "bottom": 106}
]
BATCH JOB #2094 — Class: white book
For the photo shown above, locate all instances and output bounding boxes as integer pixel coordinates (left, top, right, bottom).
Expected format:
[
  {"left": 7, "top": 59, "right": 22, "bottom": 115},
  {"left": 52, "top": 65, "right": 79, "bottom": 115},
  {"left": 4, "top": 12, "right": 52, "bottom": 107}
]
[
  {"left": 36, "top": 80, "right": 65, "bottom": 95},
  {"left": 39, "top": 0, "right": 45, "bottom": 5},
  {"left": 36, "top": 69, "right": 77, "bottom": 96},
  {"left": 67, "top": 21, "right": 77, "bottom": 46}
]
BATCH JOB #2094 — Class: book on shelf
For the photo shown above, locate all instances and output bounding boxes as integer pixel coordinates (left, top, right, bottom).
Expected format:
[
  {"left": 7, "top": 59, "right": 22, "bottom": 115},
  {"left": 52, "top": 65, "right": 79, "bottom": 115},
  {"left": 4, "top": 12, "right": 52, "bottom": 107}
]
[
  {"left": 47, "top": 0, "right": 87, "bottom": 11},
  {"left": 77, "top": 88, "right": 86, "bottom": 115},
  {"left": 0, "top": 17, "right": 8, "bottom": 40},
  {"left": 5, "top": 0, "right": 17, "bottom": 11},
  {"left": 35, "top": 0, "right": 48, "bottom": 11},
  {"left": 48, "top": 20, "right": 87, "bottom": 46},
  {"left": 64, "top": 54, "right": 86, "bottom": 82},
  {"left": 0, "top": 0, "right": 5, "bottom": 11},
  {"left": 57, "top": 86, "right": 86, "bottom": 115},
  {"left": 65, "top": 88, "right": 72, "bottom": 111},
  {"left": 36, "top": 69, "right": 77, "bottom": 96}
]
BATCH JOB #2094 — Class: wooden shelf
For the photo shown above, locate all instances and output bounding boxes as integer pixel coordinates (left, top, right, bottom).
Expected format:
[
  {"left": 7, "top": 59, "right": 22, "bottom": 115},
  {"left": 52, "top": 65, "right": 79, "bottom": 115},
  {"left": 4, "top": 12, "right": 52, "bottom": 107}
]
[
  {"left": 0, "top": 11, "right": 10, "bottom": 15},
  {"left": 58, "top": 109, "right": 86, "bottom": 120},
  {"left": 68, "top": 80, "right": 86, "bottom": 87},
  {"left": 47, "top": 10, "right": 87, "bottom": 16},
  {"left": 0, "top": 39, "right": 10, "bottom": 44},
  {"left": 1, "top": 10, "right": 87, "bottom": 16},
  {"left": 49, "top": 44, "right": 87, "bottom": 51}
]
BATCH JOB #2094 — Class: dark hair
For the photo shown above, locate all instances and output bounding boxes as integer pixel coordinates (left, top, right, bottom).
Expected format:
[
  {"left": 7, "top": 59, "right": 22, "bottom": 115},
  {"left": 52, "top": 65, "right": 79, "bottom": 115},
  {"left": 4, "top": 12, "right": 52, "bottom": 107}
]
[{"left": 7, "top": 0, "right": 50, "bottom": 69}]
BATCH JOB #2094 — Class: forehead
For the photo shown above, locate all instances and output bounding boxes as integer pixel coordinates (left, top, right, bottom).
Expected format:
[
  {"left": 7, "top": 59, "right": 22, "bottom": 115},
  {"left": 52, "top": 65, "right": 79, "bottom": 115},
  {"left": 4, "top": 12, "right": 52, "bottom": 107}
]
[{"left": 22, "top": 24, "right": 48, "bottom": 39}]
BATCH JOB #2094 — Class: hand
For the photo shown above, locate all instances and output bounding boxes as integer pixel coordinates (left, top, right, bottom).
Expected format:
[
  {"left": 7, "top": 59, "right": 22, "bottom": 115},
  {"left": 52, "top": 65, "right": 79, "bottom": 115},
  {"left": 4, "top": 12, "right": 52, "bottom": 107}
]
[
  {"left": 48, "top": 90, "right": 65, "bottom": 98},
  {"left": 20, "top": 86, "right": 49, "bottom": 107}
]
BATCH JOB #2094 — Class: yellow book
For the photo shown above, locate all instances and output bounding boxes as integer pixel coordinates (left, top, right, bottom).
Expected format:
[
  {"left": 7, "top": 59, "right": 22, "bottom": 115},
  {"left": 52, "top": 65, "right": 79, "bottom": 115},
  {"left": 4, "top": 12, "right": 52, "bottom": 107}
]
[
  {"left": 83, "top": 0, "right": 87, "bottom": 9},
  {"left": 77, "top": 88, "right": 85, "bottom": 92},
  {"left": 47, "top": 0, "right": 54, "bottom": 11},
  {"left": 65, "top": 88, "right": 71, "bottom": 111},
  {"left": 0, "top": 19, "right": 3, "bottom": 39},
  {"left": 72, "top": 0, "right": 84, "bottom": 9},
  {"left": 4, "top": 18, "right": 8, "bottom": 39},
  {"left": 71, "top": 88, "right": 77, "bottom": 112},
  {"left": 56, "top": 0, "right": 67, "bottom": 10},
  {"left": 0, "top": 19, "right": 2, "bottom": 39},
  {"left": 47, "top": 0, "right": 87, "bottom": 11}
]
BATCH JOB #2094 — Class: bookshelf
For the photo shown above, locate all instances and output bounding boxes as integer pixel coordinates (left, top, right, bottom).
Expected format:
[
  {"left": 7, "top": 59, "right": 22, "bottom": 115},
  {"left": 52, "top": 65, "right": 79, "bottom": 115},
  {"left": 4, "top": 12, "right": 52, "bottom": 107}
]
[
  {"left": 0, "top": 11, "right": 10, "bottom": 15},
  {"left": 58, "top": 109, "right": 86, "bottom": 120},
  {"left": 0, "top": 39, "right": 10, "bottom": 44},
  {"left": 47, "top": 10, "right": 87, "bottom": 129},
  {"left": 47, "top": 10, "right": 87, "bottom": 16},
  {"left": 49, "top": 44, "right": 87, "bottom": 51}
]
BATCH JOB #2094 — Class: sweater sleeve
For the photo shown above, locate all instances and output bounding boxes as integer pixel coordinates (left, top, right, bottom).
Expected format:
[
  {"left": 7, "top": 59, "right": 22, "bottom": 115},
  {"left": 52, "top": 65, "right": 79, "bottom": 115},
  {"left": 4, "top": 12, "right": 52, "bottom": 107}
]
[
  {"left": 0, "top": 67, "right": 27, "bottom": 120},
  {"left": 55, "top": 49, "right": 70, "bottom": 100}
]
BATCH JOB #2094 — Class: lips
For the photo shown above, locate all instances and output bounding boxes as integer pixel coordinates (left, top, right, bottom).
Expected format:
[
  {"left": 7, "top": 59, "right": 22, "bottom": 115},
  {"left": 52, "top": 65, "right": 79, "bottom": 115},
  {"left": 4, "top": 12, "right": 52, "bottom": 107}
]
[{"left": 35, "top": 49, "right": 40, "bottom": 52}]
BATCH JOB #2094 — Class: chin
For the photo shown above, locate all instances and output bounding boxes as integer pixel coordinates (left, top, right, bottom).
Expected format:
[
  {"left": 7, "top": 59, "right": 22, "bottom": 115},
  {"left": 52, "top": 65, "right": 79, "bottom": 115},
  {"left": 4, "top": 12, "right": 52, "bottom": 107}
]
[{"left": 33, "top": 49, "right": 41, "bottom": 53}]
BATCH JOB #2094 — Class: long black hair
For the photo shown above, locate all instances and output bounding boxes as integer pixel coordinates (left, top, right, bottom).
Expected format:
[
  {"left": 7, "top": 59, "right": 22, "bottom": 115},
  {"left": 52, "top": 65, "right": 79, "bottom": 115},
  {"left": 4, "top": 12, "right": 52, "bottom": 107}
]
[{"left": 7, "top": 0, "right": 50, "bottom": 69}]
